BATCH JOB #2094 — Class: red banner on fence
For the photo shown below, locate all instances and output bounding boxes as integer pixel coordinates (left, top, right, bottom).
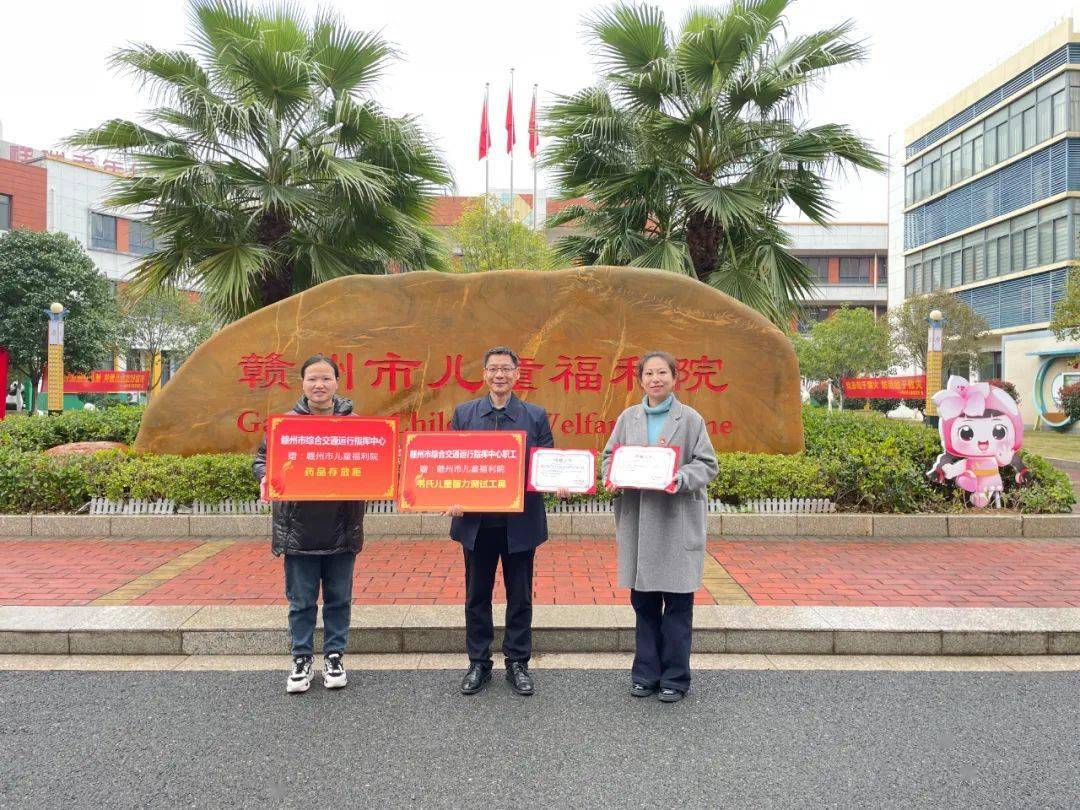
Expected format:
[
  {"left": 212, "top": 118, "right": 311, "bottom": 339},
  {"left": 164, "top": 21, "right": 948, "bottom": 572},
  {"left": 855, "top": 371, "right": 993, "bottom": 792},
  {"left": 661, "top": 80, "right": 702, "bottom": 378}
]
[
  {"left": 841, "top": 375, "right": 927, "bottom": 400},
  {"left": 398, "top": 431, "right": 526, "bottom": 513},
  {"left": 41, "top": 369, "right": 151, "bottom": 393},
  {"left": 264, "top": 415, "right": 399, "bottom": 501}
]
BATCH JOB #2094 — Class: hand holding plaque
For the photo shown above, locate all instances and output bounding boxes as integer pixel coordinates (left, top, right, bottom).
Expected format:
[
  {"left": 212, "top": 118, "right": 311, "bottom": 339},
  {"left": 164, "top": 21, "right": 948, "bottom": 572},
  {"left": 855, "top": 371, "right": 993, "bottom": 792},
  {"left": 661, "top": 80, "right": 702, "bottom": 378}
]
[{"left": 605, "top": 445, "right": 680, "bottom": 491}]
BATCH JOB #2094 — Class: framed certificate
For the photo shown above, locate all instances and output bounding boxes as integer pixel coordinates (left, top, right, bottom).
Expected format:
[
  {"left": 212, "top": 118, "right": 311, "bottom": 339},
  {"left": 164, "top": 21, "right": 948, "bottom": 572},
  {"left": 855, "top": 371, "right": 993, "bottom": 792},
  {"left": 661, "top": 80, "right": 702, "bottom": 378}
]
[
  {"left": 605, "top": 445, "right": 680, "bottom": 491},
  {"left": 265, "top": 415, "right": 398, "bottom": 501},
  {"left": 527, "top": 448, "right": 597, "bottom": 494},
  {"left": 398, "top": 431, "right": 526, "bottom": 513}
]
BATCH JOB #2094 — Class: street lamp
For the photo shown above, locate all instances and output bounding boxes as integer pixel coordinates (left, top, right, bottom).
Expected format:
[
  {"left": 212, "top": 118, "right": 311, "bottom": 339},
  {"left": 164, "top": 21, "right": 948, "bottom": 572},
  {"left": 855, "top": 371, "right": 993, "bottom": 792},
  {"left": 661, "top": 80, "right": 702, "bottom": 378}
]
[{"left": 924, "top": 309, "right": 945, "bottom": 428}]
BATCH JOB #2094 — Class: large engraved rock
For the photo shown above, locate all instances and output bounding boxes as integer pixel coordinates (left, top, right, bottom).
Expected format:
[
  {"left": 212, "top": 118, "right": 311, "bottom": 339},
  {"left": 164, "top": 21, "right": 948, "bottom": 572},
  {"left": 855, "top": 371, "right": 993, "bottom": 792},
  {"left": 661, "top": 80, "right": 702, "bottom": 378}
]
[{"left": 135, "top": 267, "right": 804, "bottom": 455}]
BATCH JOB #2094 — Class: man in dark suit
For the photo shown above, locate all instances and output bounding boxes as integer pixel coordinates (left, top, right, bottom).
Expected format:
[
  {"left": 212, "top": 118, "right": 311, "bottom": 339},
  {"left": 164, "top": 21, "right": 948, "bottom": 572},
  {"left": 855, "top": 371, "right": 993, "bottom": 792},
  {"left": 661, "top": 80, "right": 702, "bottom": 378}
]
[{"left": 445, "top": 346, "right": 565, "bottom": 697}]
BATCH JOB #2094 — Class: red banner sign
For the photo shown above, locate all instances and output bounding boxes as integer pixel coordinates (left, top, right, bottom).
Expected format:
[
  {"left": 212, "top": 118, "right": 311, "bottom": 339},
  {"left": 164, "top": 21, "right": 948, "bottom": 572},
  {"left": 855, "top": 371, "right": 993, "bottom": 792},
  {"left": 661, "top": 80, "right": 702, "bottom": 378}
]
[
  {"left": 398, "top": 431, "right": 526, "bottom": 513},
  {"left": 265, "top": 415, "right": 398, "bottom": 501},
  {"left": 841, "top": 375, "right": 927, "bottom": 400},
  {"left": 42, "top": 369, "right": 151, "bottom": 393}
]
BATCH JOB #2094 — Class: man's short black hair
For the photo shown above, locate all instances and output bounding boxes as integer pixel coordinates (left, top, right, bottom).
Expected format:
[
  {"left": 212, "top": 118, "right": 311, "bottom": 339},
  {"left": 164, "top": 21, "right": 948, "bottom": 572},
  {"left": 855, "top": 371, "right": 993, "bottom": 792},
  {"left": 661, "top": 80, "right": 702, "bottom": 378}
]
[
  {"left": 300, "top": 354, "right": 340, "bottom": 379},
  {"left": 482, "top": 346, "right": 519, "bottom": 368}
]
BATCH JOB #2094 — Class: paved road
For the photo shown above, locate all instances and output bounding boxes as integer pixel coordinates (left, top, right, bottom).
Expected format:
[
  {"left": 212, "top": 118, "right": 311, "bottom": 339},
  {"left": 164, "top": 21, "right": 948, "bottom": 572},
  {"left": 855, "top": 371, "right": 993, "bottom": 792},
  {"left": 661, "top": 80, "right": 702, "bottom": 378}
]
[{"left": 2, "top": 669, "right": 1078, "bottom": 808}]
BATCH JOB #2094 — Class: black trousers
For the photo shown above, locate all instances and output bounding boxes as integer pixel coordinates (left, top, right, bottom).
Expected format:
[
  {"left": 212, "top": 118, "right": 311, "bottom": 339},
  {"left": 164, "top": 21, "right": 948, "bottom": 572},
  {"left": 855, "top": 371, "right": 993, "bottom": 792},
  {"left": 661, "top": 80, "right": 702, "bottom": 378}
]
[
  {"left": 463, "top": 527, "right": 535, "bottom": 668},
  {"left": 630, "top": 589, "right": 694, "bottom": 692}
]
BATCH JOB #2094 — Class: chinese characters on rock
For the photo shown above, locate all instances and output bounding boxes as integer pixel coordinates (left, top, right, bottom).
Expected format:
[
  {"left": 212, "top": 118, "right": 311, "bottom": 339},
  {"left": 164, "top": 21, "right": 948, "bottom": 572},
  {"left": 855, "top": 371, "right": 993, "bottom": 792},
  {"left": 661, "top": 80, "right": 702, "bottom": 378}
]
[
  {"left": 236, "top": 351, "right": 729, "bottom": 396},
  {"left": 236, "top": 352, "right": 735, "bottom": 440}
]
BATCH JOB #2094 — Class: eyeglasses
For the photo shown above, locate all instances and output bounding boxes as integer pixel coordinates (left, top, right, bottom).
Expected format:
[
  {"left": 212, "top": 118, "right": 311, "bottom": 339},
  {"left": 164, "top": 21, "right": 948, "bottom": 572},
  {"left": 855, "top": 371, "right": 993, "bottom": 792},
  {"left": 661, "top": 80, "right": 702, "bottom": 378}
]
[{"left": 484, "top": 366, "right": 517, "bottom": 374}]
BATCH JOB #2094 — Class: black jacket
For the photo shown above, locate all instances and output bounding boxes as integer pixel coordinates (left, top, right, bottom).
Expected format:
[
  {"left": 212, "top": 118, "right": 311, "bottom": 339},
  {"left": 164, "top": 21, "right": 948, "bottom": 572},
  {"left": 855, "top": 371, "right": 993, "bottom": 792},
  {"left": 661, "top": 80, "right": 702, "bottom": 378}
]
[
  {"left": 448, "top": 394, "right": 554, "bottom": 553},
  {"left": 253, "top": 396, "right": 365, "bottom": 556}
]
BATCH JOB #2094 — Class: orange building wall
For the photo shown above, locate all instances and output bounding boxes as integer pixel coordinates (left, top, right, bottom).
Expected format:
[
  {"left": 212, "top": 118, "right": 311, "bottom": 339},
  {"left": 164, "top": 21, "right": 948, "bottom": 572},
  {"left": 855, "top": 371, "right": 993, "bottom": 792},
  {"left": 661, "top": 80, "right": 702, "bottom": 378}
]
[
  {"left": 827, "top": 257, "right": 840, "bottom": 284},
  {"left": 0, "top": 158, "right": 47, "bottom": 231}
]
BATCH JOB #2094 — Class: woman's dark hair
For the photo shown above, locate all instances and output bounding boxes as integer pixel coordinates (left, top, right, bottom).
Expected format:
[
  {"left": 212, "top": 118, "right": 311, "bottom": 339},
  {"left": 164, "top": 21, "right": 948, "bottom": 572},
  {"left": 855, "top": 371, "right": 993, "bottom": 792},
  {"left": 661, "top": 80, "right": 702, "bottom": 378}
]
[
  {"left": 300, "top": 354, "right": 340, "bottom": 380},
  {"left": 636, "top": 350, "right": 677, "bottom": 380}
]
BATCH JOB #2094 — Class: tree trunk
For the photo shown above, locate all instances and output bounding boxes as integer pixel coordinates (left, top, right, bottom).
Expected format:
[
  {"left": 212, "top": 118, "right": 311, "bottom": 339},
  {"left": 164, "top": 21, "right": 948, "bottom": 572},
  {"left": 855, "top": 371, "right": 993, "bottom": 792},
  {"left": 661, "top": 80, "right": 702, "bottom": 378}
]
[
  {"left": 258, "top": 210, "right": 294, "bottom": 308},
  {"left": 28, "top": 368, "right": 41, "bottom": 413},
  {"left": 685, "top": 210, "right": 722, "bottom": 284}
]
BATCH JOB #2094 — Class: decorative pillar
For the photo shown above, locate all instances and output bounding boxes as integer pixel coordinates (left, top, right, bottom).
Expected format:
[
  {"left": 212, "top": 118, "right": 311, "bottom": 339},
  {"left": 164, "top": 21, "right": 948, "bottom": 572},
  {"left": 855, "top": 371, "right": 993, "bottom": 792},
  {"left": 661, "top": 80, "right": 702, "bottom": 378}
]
[
  {"left": 924, "top": 309, "right": 945, "bottom": 427},
  {"left": 45, "top": 303, "right": 68, "bottom": 413}
]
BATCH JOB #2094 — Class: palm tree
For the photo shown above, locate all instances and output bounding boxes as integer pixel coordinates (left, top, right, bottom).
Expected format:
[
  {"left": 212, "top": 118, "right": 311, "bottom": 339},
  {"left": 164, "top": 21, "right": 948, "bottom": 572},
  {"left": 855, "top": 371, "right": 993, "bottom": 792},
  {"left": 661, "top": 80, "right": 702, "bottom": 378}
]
[
  {"left": 68, "top": 0, "right": 451, "bottom": 321},
  {"left": 543, "top": 0, "right": 883, "bottom": 325}
]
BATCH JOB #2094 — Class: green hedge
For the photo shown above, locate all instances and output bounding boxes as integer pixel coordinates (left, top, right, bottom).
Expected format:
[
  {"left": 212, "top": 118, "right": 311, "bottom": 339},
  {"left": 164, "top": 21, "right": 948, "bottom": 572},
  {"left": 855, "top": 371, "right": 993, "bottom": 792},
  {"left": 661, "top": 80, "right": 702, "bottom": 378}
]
[
  {"left": 0, "top": 407, "right": 144, "bottom": 452},
  {"left": 0, "top": 406, "right": 1073, "bottom": 514},
  {"left": 0, "top": 449, "right": 257, "bottom": 513}
]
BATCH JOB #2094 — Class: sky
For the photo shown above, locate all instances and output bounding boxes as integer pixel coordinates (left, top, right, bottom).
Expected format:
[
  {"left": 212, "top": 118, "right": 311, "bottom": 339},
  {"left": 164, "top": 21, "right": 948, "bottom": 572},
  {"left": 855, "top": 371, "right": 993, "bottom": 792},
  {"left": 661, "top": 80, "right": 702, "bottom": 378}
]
[{"left": 3, "top": 0, "right": 1080, "bottom": 222}]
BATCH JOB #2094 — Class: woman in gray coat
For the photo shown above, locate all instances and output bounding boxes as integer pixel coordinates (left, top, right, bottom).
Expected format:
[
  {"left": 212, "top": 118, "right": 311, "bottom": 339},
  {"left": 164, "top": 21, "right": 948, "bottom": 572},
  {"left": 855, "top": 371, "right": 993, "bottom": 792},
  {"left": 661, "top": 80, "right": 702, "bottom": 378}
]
[{"left": 601, "top": 351, "right": 718, "bottom": 703}]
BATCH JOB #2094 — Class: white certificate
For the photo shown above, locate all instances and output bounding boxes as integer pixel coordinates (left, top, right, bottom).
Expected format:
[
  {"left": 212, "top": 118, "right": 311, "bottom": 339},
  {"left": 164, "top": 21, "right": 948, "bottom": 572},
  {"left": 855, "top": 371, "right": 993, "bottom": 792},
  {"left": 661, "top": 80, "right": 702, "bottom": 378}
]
[
  {"left": 528, "top": 448, "right": 597, "bottom": 494},
  {"left": 607, "top": 445, "right": 679, "bottom": 490}
]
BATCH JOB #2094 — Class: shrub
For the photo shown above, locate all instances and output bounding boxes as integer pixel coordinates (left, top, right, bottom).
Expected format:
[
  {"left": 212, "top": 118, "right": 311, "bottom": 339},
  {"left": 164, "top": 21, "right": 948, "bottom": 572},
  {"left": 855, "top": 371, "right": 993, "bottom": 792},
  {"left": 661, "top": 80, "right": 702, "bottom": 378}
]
[
  {"left": 1008, "top": 451, "right": 1075, "bottom": 513},
  {"left": 0, "top": 406, "right": 144, "bottom": 452},
  {"left": 708, "top": 453, "right": 833, "bottom": 503},
  {"left": 0, "top": 404, "right": 1073, "bottom": 514},
  {"left": 0, "top": 448, "right": 257, "bottom": 513},
  {"left": 1059, "top": 382, "right": 1080, "bottom": 420},
  {"left": 985, "top": 378, "right": 1020, "bottom": 405},
  {"left": 807, "top": 382, "right": 837, "bottom": 407},
  {"left": 867, "top": 399, "right": 897, "bottom": 414}
]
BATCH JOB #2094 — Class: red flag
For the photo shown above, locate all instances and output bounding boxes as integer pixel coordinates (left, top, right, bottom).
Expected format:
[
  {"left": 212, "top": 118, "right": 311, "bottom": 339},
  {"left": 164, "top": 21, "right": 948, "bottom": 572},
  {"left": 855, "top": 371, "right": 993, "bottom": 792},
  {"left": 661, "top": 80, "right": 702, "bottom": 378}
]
[
  {"left": 479, "top": 89, "right": 492, "bottom": 161},
  {"left": 528, "top": 87, "right": 539, "bottom": 159},
  {"left": 505, "top": 86, "right": 516, "bottom": 154}
]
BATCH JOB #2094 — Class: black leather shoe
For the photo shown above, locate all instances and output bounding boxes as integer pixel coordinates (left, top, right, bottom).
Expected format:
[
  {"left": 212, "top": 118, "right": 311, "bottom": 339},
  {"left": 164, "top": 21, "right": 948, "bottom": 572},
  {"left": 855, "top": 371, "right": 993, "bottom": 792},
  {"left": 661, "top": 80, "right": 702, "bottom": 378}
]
[
  {"left": 658, "top": 688, "right": 685, "bottom": 703},
  {"left": 460, "top": 665, "right": 491, "bottom": 695},
  {"left": 505, "top": 661, "right": 534, "bottom": 696},
  {"left": 630, "top": 683, "right": 656, "bottom": 698}
]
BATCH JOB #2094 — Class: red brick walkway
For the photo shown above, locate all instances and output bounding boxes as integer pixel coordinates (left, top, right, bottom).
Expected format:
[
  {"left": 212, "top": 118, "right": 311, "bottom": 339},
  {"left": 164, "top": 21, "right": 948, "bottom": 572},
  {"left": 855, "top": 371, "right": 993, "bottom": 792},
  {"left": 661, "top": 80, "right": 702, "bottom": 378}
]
[{"left": 1, "top": 537, "right": 1079, "bottom": 607}]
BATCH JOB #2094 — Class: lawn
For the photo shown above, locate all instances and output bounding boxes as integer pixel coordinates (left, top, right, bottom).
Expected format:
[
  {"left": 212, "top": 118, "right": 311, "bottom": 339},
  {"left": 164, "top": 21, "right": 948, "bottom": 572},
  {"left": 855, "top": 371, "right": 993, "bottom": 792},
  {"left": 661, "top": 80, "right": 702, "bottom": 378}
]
[{"left": 1021, "top": 430, "right": 1080, "bottom": 462}]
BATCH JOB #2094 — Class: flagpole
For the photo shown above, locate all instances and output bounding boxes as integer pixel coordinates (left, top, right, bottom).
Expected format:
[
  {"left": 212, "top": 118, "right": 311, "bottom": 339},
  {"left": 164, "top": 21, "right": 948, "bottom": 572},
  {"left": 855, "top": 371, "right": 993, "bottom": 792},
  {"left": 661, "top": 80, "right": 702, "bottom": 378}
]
[
  {"left": 484, "top": 83, "right": 490, "bottom": 198},
  {"left": 508, "top": 68, "right": 515, "bottom": 212},
  {"left": 532, "top": 83, "right": 538, "bottom": 231}
]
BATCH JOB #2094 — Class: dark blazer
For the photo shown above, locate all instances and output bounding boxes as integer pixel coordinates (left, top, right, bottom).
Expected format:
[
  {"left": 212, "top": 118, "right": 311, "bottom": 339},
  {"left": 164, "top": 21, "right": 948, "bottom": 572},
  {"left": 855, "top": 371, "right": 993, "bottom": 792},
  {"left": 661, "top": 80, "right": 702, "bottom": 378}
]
[{"left": 449, "top": 393, "right": 554, "bottom": 553}]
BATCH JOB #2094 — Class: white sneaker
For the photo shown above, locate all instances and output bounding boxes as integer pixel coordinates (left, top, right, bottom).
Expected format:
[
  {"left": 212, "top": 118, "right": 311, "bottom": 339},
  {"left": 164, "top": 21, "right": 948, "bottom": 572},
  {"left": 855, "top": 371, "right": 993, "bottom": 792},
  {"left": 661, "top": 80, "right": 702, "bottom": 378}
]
[
  {"left": 286, "top": 655, "right": 313, "bottom": 693},
  {"left": 323, "top": 653, "right": 347, "bottom": 689}
]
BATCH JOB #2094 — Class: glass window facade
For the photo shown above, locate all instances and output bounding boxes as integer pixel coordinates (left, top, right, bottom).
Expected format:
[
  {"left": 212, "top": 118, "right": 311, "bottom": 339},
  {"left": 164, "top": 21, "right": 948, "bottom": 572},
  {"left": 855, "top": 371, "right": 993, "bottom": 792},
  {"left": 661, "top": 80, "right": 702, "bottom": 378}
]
[
  {"left": 128, "top": 220, "right": 156, "bottom": 256},
  {"left": 904, "top": 139, "right": 1075, "bottom": 249},
  {"left": 90, "top": 213, "right": 117, "bottom": 251},
  {"left": 0, "top": 194, "right": 9, "bottom": 231},
  {"left": 956, "top": 268, "right": 1068, "bottom": 330},
  {"left": 905, "top": 73, "right": 1071, "bottom": 207},
  {"left": 796, "top": 255, "right": 885, "bottom": 286},
  {"left": 798, "top": 256, "right": 829, "bottom": 282},
  {"left": 905, "top": 200, "right": 1072, "bottom": 296}
]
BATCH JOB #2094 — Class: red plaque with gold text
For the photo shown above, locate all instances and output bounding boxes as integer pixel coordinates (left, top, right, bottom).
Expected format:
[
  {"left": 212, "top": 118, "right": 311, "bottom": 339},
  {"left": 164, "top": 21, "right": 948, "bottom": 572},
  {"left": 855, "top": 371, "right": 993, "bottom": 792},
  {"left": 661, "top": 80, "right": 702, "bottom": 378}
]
[
  {"left": 398, "top": 431, "right": 526, "bottom": 513},
  {"left": 265, "top": 415, "right": 398, "bottom": 501}
]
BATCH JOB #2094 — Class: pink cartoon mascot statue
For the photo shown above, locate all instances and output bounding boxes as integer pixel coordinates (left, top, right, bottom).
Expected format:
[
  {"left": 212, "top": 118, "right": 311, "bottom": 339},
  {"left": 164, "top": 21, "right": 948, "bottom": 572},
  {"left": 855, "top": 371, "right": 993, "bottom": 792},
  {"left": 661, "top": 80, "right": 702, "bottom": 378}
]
[{"left": 927, "top": 376, "right": 1029, "bottom": 508}]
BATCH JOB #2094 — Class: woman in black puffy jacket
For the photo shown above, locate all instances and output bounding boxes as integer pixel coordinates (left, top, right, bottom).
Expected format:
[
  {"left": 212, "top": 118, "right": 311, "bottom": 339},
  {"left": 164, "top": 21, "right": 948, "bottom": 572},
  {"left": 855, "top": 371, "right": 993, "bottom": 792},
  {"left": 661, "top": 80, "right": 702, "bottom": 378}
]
[{"left": 253, "top": 354, "right": 364, "bottom": 694}]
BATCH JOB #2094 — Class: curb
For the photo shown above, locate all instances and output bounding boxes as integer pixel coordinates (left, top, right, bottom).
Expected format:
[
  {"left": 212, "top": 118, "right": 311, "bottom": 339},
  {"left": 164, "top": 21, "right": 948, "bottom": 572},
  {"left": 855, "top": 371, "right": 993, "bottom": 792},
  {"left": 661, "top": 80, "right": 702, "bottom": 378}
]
[
  {"left": 0, "top": 513, "right": 1077, "bottom": 539},
  {"left": 1, "top": 605, "right": 1077, "bottom": 656}
]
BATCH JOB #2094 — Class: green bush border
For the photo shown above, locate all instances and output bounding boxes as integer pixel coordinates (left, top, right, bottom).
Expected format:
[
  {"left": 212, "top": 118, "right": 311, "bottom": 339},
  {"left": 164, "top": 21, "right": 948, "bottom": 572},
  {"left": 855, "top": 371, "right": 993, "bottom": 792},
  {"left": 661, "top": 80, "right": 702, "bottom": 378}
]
[{"left": 0, "top": 406, "right": 1073, "bottom": 514}]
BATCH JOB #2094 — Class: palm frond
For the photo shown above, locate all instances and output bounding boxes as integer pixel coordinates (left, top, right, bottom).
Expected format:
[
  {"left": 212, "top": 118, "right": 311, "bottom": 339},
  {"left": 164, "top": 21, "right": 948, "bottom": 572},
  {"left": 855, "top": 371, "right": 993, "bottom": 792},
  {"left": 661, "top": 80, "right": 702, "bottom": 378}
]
[{"left": 586, "top": 3, "right": 670, "bottom": 74}]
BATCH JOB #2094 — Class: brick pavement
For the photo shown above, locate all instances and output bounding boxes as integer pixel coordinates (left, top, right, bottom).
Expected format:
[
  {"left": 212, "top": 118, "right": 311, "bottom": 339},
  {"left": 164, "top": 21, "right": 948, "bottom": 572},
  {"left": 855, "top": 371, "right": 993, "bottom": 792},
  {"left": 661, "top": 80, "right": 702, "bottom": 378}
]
[{"left": 2, "top": 536, "right": 1080, "bottom": 608}]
